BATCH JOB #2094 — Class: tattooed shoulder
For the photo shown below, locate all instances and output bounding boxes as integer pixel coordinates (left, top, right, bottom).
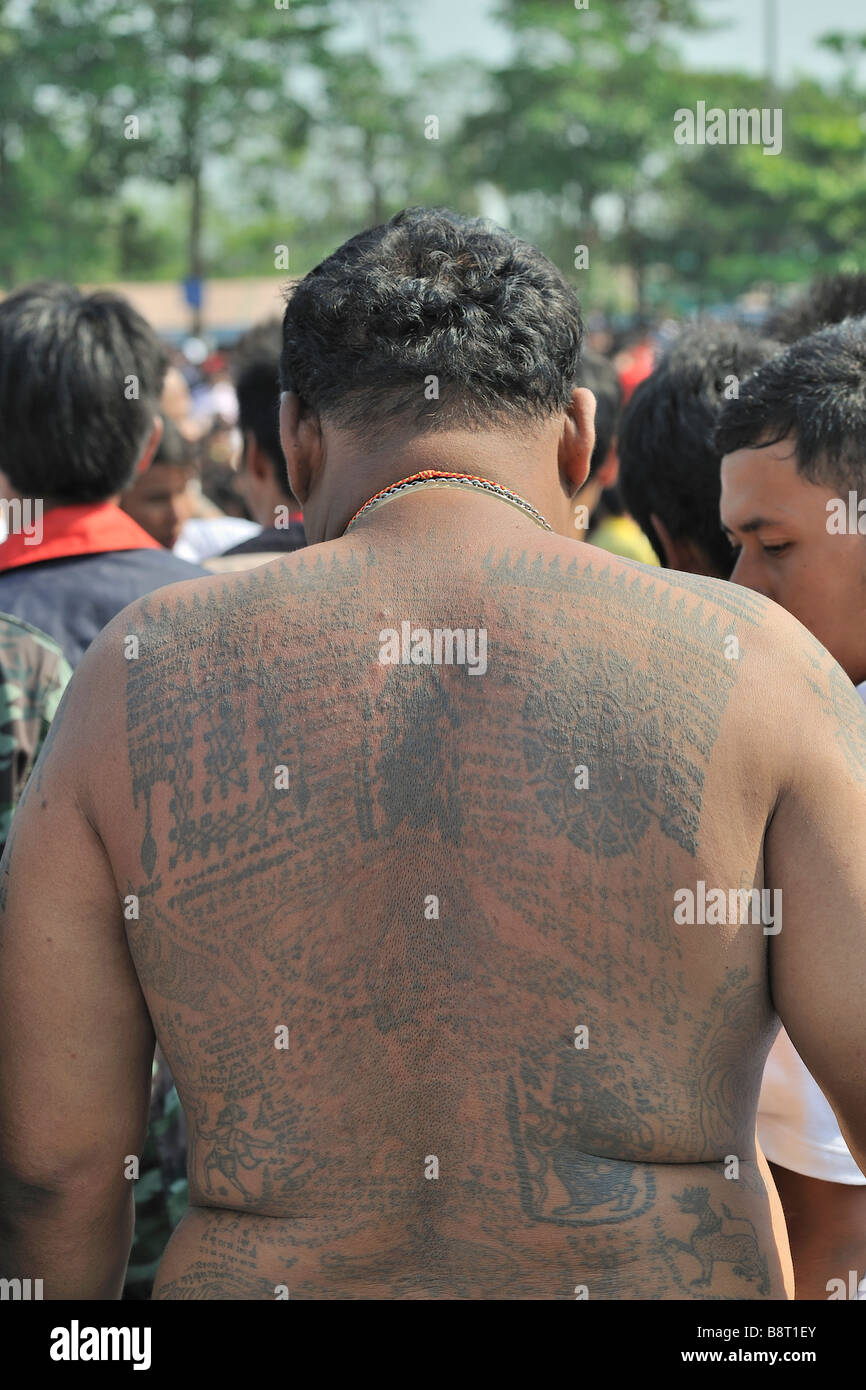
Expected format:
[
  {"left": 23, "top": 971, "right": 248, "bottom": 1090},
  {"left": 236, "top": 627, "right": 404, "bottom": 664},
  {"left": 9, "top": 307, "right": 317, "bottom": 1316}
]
[
  {"left": 482, "top": 551, "right": 765, "bottom": 857},
  {"left": 804, "top": 654, "right": 866, "bottom": 785}
]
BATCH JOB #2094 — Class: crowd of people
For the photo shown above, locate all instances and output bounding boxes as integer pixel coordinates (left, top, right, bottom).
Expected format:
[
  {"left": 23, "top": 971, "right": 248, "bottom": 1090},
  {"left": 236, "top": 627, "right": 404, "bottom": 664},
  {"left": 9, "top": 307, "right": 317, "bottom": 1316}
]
[{"left": 0, "top": 209, "right": 863, "bottom": 1301}]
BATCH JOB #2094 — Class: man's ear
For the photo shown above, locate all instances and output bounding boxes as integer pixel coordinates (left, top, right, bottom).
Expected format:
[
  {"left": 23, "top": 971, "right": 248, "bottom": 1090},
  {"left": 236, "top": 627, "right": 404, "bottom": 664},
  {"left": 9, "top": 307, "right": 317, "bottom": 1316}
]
[
  {"left": 280, "top": 391, "right": 322, "bottom": 506},
  {"left": 135, "top": 415, "right": 164, "bottom": 475},
  {"left": 559, "top": 387, "right": 596, "bottom": 495}
]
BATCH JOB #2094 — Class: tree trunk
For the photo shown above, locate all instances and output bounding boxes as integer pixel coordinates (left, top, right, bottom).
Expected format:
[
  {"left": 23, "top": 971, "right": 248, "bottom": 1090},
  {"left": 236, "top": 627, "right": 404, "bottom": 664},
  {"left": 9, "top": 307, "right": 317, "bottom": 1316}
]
[
  {"left": 0, "top": 124, "right": 15, "bottom": 287},
  {"left": 188, "top": 158, "right": 204, "bottom": 336},
  {"left": 633, "top": 251, "right": 647, "bottom": 326},
  {"left": 183, "top": 3, "right": 204, "bottom": 337}
]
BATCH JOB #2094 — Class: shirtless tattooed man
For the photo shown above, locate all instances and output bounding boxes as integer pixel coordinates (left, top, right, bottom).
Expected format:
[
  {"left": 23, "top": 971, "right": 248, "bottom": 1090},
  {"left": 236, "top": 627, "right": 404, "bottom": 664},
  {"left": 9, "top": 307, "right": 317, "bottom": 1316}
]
[{"left": 1, "top": 209, "right": 865, "bottom": 1300}]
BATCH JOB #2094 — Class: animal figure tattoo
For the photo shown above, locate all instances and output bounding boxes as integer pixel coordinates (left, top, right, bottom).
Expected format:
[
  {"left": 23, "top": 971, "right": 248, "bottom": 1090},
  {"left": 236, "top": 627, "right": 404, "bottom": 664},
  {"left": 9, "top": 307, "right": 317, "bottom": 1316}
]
[{"left": 667, "top": 1187, "right": 770, "bottom": 1294}]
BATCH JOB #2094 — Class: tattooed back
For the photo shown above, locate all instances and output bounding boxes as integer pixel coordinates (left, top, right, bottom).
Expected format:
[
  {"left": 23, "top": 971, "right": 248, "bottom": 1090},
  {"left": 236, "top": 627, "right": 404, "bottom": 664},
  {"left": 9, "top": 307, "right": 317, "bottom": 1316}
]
[{"left": 96, "top": 534, "right": 806, "bottom": 1299}]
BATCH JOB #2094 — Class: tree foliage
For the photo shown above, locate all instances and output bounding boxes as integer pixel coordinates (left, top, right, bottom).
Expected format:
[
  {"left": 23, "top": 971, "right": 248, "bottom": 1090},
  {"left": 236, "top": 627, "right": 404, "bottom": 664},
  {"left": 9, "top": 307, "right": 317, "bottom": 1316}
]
[{"left": 1, "top": 0, "right": 865, "bottom": 313}]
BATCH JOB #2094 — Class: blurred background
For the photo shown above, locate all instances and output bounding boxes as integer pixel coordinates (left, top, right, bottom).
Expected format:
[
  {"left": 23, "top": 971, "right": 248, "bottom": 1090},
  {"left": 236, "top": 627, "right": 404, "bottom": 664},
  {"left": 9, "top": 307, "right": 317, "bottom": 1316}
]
[{"left": 2, "top": 0, "right": 865, "bottom": 346}]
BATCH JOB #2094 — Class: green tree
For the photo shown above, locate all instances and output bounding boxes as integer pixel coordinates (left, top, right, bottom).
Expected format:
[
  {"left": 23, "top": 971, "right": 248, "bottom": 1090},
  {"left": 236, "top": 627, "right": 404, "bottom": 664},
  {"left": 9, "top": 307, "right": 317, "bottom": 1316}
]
[
  {"left": 291, "top": 0, "right": 483, "bottom": 257},
  {"left": 464, "top": 0, "right": 708, "bottom": 317},
  {"left": 662, "top": 66, "right": 866, "bottom": 305},
  {"left": 0, "top": 0, "right": 332, "bottom": 296},
  {"left": 1, "top": 0, "right": 482, "bottom": 292},
  {"left": 0, "top": 1, "right": 121, "bottom": 283},
  {"left": 132, "top": 0, "right": 331, "bottom": 322}
]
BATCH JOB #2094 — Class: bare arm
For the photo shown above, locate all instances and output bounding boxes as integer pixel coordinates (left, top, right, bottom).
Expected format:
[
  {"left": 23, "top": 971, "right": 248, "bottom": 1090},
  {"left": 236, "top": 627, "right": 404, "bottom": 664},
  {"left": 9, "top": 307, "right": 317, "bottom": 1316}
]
[
  {"left": 0, "top": 643, "right": 154, "bottom": 1299},
  {"left": 764, "top": 638, "right": 866, "bottom": 1173}
]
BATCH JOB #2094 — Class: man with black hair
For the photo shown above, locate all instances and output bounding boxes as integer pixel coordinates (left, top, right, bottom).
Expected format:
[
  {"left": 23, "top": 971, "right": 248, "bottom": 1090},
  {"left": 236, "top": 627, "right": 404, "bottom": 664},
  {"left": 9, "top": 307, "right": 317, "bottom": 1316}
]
[
  {"left": 618, "top": 322, "right": 781, "bottom": 578},
  {"left": 718, "top": 318, "right": 866, "bottom": 689},
  {"left": 571, "top": 349, "right": 657, "bottom": 564},
  {"left": 767, "top": 272, "right": 866, "bottom": 345},
  {"left": 568, "top": 348, "right": 620, "bottom": 541},
  {"left": 718, "top": 317, "right": 866, "bottom": 1298},
  {"left": 120, "top": 418, "right": 199, "bottom": 552},
  {"left": 220, "top": 318, "right": 306, "bottom": 558},
  {"left": 0, "top": 282, "right": 205, "bottom": 667},
  {"left": 2, "top": 209, "right": 865, "bottom": 1300}
]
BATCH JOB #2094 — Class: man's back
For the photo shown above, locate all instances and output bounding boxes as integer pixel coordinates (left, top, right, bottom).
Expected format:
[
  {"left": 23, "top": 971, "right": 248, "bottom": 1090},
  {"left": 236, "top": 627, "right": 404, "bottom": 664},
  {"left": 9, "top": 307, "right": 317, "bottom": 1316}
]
[
  {"left": 90, "top": 532, "right": 803, "bottom": 1299},
  {"left": 4, "top": 211, "right": 864, "bottom": 1302}
]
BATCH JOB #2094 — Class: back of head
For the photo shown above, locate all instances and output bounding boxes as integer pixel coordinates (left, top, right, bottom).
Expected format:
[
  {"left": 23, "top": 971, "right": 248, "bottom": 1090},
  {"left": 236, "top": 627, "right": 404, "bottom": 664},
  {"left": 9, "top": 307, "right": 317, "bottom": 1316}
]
[
  {"left": 0, "top": 281, "right": 168, "bottom": 504},
  {"left": 715, "top": 315, "right": 866, "bottom": 495},
  {"left": 767, "top": 273, "right": 866, "bottom": 345},
  {"left": 575, "top": 348, "right": 622, "bottom": 476},
  {"left": 233, "top": 318, "right": 292, "bottom": 497},
  {"left": 279, "top": 207, "right": 583, "bottom": 436},
  {"left": 619, "top": 322, "right": 782, "bottom": 576}
]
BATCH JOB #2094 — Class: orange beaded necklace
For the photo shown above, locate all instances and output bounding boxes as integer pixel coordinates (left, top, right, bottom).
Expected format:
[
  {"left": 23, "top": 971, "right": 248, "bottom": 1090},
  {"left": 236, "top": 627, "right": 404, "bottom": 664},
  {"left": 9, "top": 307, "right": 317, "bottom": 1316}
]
[{"left": 343, "top": 469, "right": 553, "bottom": 534}]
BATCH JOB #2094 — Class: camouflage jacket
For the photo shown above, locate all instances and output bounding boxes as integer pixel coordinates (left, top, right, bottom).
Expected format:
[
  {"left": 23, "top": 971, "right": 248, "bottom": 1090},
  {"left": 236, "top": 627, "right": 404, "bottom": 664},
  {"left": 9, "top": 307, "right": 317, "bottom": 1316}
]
[
  {"left": 0, "top": 612, "right": 71, "bottom": 853},
  {"left": 124, "top": 1054, "right": 189, "bottom": 1300}
]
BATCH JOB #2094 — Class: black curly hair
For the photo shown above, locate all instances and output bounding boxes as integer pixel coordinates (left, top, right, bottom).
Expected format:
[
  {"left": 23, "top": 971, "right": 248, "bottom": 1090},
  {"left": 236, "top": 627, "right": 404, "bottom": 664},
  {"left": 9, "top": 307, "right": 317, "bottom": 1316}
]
[
  {"left": 279, "top": 207, "right": 583, "bottom": 436},
  {"left": 233, "top": 318, "right": 294, "bottom": 498},
  {"left": 767, "top": 273, "right": 866, "bottom": 345},
  {"left": 715, "top": 316, "right": 866, "bottom": 494},
  {"left": 619, "top": 322, "right": 781, "bottom": 575}
]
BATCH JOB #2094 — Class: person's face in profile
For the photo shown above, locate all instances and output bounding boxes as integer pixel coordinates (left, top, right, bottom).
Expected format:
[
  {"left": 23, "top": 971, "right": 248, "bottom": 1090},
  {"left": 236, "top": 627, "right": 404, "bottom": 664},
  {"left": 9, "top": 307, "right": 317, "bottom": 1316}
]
[{"left": 721, "top": 434, "right": 866, "bottom": 684}]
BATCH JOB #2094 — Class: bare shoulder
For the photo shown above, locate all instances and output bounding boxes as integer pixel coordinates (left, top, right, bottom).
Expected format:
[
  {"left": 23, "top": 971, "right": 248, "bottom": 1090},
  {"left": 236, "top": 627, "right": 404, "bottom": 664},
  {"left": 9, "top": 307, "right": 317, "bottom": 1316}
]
[
  {"left": 481, "top": 543, "right": 853, "bottom": 787},
  {"left": 786, "top": 630, "right": 866, "bottom": 785},
  {"left": 555, "top": 548, "right": 836, "bottom": 690},
  {"left": 110, "top": 543, "right": 374, "bottom": 645},
  {"left": 482, "top": 543, "right": 784, "bottom": 671},
  {"left": 485, "top": 543, "right": 769, "bottom": 619}
]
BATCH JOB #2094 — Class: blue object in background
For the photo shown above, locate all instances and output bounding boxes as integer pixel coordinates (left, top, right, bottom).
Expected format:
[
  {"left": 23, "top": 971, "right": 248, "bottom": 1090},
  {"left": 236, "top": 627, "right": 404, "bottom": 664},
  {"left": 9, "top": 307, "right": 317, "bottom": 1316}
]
[{"left": 182, "top": 277, "right": 203, "bottom": 310}]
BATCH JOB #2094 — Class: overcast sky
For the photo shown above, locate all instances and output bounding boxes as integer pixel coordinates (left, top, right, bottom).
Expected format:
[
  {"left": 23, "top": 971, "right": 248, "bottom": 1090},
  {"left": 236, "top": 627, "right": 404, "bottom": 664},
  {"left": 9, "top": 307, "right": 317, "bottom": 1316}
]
[{"left": 413, "top": 0, "right": 863, "bottom": 82}]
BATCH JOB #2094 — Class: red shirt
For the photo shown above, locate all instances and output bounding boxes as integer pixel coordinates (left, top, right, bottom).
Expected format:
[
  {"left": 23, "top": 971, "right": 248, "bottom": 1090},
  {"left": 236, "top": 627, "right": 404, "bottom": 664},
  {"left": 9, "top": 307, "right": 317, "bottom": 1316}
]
[{"left": 0, "top": 502, "right": 160, "bottom": 574}]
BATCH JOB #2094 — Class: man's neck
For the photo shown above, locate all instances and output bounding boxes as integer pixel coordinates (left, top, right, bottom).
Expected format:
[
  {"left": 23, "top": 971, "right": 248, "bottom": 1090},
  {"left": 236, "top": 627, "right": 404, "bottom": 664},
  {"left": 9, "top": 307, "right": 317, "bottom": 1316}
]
[
  {"left": 331, "top": 474, "right": 567, "bottom": 551},
  {"left": 314, "top": 428, "right": 565, "bottom": 543}
]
